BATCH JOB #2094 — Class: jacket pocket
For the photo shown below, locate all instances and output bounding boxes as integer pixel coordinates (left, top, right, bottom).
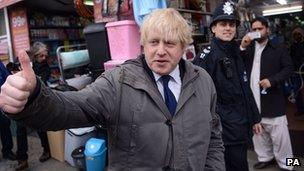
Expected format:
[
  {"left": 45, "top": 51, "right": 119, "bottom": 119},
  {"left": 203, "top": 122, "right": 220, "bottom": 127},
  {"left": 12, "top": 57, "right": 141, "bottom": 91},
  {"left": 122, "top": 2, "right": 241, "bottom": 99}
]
[
  {"left": 129, "top": 123, "right": 138, "bottom": 155},
  {"left": 128, "top": 103, "right": 141, "bottom": 155}
]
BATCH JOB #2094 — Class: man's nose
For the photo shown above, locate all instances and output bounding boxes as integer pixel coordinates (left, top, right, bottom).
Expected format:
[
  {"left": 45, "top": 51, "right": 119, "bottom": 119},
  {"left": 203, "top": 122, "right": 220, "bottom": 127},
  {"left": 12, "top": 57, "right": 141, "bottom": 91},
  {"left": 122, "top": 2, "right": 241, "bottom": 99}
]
[{"left": 157, "top": 43, "right": 166, "bottom": 56}]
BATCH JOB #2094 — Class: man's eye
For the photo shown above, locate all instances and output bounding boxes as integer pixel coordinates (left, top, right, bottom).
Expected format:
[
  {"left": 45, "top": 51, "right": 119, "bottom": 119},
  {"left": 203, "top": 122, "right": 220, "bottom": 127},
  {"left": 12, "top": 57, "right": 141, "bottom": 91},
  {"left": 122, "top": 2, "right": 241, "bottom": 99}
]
[
  {"left": 229, "top": 23, "right": 236, "bottom": 27},
  {"left": 165, "top": 41, "right": 176, "bottom": 46},
  {"left": 150, "top": 40, "right": 158, "bottom": 45},
  {"left": 253, "top": 28, "right": 262, "bottom": 31}
]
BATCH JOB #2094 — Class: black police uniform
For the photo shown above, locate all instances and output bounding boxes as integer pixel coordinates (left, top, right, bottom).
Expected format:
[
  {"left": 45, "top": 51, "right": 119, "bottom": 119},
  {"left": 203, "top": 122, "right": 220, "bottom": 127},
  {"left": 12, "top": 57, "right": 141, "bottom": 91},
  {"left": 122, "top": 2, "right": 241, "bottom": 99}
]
[{"left": 193, "top": 2, "right": 261, "bottom": 171}]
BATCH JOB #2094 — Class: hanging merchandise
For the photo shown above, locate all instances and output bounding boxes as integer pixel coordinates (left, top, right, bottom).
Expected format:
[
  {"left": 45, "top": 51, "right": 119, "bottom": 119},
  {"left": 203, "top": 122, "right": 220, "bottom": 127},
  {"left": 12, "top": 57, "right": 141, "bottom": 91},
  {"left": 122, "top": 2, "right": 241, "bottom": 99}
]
[
  {"left": 94, "top": 0, "right": 118, "bottom": 23},
  {"left": 132, "top": 0, "right": 167, "bottom": 26},
  {"left": 94, "top": 0, "right": 133, "bottom": 23},
  {"left": 119, "top": 0, "right": 133, "bottom": 16},
  {"left": 74, "top": 0, "right": 94, "bottom": 19},
  {"left": 102, "top": 0, "right": 118, "bottom": 16},
  {"left": 101, "top": 0, "right": 131, "bottom": 16}
]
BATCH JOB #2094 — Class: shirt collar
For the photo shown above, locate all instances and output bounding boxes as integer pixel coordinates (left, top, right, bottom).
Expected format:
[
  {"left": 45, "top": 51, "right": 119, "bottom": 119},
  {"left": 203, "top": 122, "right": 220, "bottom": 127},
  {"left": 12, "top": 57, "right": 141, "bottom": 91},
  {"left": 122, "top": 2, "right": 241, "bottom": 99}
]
[
  {"left": 255, "top": 39, "right": 267, "bottom": 49},
  {"left": 153, "top": 65, "right": 180, "bottom": 83}
]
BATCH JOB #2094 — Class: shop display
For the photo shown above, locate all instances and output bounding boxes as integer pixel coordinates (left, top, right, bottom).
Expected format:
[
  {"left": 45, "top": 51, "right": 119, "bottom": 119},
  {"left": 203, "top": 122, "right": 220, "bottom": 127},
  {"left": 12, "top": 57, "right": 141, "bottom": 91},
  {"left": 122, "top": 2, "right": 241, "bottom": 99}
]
[
  {"left": 132, "top": 0, "right": 167, "bottom": 26},
  {"left": 103, "top": 20, "right": 140, "bottom": 71},
  {"left": 28, "top": 12, "right": 90, "bottom": 84},
  {"left": 74, "top": 0, "right": 94, "bottom": 19},
  {"left": 64, "top": 127, "right": 96, "bottom": 166},
  {"left": 169, "top": 0, "right": 212, "bottom": 52},
  {"left": 83, "top": 22, "right": 111, "bottom": 78},
  {"left": 105, "top": 20, "right": 140, "bottom": 60}
]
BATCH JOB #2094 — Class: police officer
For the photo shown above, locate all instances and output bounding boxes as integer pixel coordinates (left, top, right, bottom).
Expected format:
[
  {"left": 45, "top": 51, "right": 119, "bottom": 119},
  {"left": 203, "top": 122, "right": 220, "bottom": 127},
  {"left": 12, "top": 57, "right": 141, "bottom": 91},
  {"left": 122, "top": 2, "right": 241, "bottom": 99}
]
[{"left": 193, "top": 2, "right": 262, "bottom": 171}]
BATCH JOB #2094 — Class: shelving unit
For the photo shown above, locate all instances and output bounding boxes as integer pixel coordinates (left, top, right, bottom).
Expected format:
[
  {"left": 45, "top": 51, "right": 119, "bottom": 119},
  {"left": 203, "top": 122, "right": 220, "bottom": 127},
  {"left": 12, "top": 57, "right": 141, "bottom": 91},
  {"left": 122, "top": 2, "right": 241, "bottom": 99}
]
[
  {"left": 176, "top": 8, "right": 212, "bottom": 15},
  {"left": 27, "top": 11, "right": 90, "bottom": 84},
  {"left": 174, "top": 7, "right": 212, "bottom": 52},
  {"left": 30, "top": 26, "right": 84, "bottom": 29},
  {"left": 31, "top": 38, "right": 84, "bottom": 42}
]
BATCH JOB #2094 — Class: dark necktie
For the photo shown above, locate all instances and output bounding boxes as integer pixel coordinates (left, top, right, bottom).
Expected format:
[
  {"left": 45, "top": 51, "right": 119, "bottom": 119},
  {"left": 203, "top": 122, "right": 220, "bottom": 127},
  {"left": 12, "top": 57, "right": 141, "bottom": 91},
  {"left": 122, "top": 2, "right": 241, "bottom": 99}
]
[{"left": 161, "top": 75, "right": 177, "bottom": 116}]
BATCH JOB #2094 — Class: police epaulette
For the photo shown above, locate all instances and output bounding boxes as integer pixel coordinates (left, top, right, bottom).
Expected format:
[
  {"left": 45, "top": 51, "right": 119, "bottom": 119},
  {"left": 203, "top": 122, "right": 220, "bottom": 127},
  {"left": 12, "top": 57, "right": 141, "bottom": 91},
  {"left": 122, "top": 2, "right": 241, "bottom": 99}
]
[{"left": 199, "top": 46, "right": 211, "bottom": 59}]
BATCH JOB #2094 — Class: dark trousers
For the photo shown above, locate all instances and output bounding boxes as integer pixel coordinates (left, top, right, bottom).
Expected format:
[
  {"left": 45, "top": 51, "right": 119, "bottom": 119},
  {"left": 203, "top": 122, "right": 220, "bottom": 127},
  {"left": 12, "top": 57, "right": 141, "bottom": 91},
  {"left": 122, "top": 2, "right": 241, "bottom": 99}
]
[
  {"left": 224, "top": 144, "right": 249, "bottom": 171},
  {"left": 16, "top": 123, "right": 28, "bottom": 160},
  {"left": 292, "top": 73, "right": 304, "bottom": 114},
  {"left": 16, "top": 123, "right": 50, "bottom": 160},
  {"left": 0, "top": 114, "right": 13, "bottom": 154},
  {"left": 37, "top": 131, "right": 50, "bottom": 151}
]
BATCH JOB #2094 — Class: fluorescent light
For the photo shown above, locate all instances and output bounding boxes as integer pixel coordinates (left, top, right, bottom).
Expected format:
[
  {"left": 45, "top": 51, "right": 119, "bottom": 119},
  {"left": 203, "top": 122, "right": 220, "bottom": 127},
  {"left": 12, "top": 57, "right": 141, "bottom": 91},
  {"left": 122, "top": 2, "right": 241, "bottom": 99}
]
[
  {"left": 276, "top": 0, "right": 287, "bottom": 5},
  {"left": 84, "top": 0, "right": 94, "bottom": 6},
  {"left": 263, "top": 5, "right": 302, "bottom": 16}
]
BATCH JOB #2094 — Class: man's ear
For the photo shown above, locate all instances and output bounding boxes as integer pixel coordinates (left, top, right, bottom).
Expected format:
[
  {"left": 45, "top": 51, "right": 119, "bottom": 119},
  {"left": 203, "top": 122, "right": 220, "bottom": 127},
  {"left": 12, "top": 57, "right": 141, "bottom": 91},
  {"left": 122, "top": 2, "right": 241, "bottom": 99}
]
[
  {"left": 211, "top": 25, "right": 216, "bottom": 34},
  {"left": 267, "top": 27, "right": 270, "bottom": 35}
]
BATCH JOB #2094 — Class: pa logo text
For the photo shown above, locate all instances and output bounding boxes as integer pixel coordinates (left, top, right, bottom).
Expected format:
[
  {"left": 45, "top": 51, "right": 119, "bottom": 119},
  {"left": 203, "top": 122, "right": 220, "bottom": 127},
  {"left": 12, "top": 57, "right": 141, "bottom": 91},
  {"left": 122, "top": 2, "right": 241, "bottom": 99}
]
[{"left": 286, "top": 158, "right": 301, "bottom": 166}]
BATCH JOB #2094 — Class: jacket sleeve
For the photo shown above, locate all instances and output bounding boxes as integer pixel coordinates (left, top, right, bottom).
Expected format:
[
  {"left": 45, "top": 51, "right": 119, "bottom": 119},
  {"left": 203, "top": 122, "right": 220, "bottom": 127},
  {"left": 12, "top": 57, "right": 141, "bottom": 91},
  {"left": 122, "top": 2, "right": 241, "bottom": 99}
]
[
  {"left": 7, "top": 69, "right": 120, "bottom": 131},
  {"left": 248, "top": 87, "right": 262, "bottom": 125},
  {"left": 0, "top": 62, "right": 9, "bottom": 85},
  {"left": 268, "top": 45, "right": 294, "bottom": 87},
  {"left": 204, "top": 78, "right": 225, "bottom": 171},
  {"left": 239, "top": 46, "right": 261, "bottom": 125}
]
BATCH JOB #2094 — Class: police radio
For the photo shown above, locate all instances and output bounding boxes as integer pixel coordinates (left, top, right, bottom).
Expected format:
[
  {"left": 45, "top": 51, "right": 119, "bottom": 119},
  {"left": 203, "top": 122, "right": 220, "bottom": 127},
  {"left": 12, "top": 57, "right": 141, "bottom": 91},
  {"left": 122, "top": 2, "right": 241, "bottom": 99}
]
[{"left": 220, "top": 57, "right": 233, "bottom": 79}]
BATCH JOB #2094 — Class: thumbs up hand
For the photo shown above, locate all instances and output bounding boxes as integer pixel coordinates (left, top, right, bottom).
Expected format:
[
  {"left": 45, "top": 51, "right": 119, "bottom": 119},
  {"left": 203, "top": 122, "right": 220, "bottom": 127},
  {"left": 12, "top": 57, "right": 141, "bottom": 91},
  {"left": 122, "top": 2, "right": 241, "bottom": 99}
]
[{"left": 0, "top": 50, "right": 37, "bottom": 114}]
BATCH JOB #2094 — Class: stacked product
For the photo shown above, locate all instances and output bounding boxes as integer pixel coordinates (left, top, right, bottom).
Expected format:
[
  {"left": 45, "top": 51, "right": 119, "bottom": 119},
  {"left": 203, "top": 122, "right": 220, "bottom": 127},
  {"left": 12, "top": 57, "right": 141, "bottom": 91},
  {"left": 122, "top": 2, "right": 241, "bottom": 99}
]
[{"left": 104, "top": 20, "right": 141, "bottom": 70}]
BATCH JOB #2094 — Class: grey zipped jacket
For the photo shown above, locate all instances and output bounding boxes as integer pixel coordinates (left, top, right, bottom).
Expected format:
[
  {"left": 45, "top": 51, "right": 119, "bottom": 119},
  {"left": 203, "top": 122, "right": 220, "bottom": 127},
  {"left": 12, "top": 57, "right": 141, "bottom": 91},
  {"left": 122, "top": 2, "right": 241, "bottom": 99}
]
[{"left": 8, "top": 56, "right": 224, "bottom": 171}]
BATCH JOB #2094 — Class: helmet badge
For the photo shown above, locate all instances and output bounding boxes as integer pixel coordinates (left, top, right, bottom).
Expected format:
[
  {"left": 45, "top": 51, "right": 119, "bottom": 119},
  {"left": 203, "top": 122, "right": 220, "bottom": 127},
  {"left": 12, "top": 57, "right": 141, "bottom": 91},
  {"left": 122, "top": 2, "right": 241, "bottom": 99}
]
[{"left": 223, "top": 2, "right": 234, "bottom": 15}]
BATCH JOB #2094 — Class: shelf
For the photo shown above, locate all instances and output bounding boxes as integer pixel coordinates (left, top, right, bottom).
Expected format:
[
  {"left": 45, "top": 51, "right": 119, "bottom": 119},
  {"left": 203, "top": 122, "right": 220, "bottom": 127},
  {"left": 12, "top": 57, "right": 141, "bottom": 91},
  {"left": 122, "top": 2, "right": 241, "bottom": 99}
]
[
  {"left": 0, "top": 35, "right": 7, "bottom": 39},
  {"left": 50, "top": 64, "right": 59, "bottom": 69},
  {"left": 31, "top": 38, "right": 84, "bottom": 42},
  {"left": 192, "top": 33, "right": 204, "bottom": 36},
  {"left": 29, "top": 26, "right": 84, "bottom": 29},
  {"left": 176, "top": 9, "right": 212, "bottom": 15}
]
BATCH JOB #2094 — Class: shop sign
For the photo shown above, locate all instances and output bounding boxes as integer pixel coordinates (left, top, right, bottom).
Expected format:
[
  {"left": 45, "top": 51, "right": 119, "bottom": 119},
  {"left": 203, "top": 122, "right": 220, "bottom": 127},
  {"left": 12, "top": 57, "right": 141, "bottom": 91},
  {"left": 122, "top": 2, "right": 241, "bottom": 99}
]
[
  {"left": 0, "top": 0, "right": 23, "bottom": 9},
  {"left": 9, "top": 6, "right": 30, "bottom": 56}
]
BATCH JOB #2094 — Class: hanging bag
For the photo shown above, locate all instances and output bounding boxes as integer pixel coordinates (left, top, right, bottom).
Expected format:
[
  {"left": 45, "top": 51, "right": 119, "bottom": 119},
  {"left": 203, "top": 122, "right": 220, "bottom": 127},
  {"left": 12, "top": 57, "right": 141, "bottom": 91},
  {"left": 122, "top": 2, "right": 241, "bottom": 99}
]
[{"left": 119, "top": 0, "right": 133, "bottom": 16}]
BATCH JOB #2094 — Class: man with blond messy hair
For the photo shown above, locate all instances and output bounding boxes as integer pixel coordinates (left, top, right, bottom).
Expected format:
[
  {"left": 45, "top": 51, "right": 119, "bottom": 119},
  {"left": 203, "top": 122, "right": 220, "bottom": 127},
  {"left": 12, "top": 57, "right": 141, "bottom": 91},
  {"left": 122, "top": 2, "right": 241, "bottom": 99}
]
[{"left": 0, "top": 8, "right": 224, "bottom": 170}]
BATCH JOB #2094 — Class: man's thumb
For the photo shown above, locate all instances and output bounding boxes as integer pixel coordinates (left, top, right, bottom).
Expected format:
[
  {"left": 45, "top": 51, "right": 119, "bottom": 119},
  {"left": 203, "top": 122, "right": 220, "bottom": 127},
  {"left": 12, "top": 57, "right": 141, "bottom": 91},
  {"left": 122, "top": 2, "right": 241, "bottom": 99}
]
[
  {"left": 0, "top": 97, "right": 4, "bottom": 109},
  {"left": 18, "top": 50, "right": 35, "bottom": 81}
]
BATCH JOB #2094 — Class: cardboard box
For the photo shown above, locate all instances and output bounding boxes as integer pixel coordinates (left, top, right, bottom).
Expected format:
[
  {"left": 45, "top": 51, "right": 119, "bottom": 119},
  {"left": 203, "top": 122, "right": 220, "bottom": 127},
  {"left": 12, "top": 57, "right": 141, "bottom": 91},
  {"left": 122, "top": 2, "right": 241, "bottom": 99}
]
[{"left": 47, "top": 130, "right": 65, "bottom": 162}]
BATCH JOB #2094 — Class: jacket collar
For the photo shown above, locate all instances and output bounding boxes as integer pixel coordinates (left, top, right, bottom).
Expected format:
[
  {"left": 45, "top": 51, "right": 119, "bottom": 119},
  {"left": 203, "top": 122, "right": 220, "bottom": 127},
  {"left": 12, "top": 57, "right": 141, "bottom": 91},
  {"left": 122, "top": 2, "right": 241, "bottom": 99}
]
[
  {"left": 141, "top": 55, "right": 186, "bottom": 83},
  {"left": 140, "top": 55, "right": 198, "bottom": 89},
  {"left": 251, "top": 38, "right": 276, "bottom": 50},
  {"left": 120, "top": 55, "right": 199, "bottom": 118},
  {"left": 265, "top": 38, "right": 276, "bottom": 49},
  {"left": 212, "top": 37, "right": 239, "bottom": 57}
]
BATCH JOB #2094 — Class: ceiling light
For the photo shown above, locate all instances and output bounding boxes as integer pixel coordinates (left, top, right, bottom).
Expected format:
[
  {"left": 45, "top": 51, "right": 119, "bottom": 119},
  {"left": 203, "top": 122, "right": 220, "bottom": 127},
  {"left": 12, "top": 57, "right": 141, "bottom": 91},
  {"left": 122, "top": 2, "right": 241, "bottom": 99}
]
[
  {"left": 84, "top": 0, "right": 94, "bottom": 6},
  {"left": 276, "top": 0, "right": 287, "bottom": 5},
  {"left": 263, "top": 5, "right": 302, "bottom": 16}
]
